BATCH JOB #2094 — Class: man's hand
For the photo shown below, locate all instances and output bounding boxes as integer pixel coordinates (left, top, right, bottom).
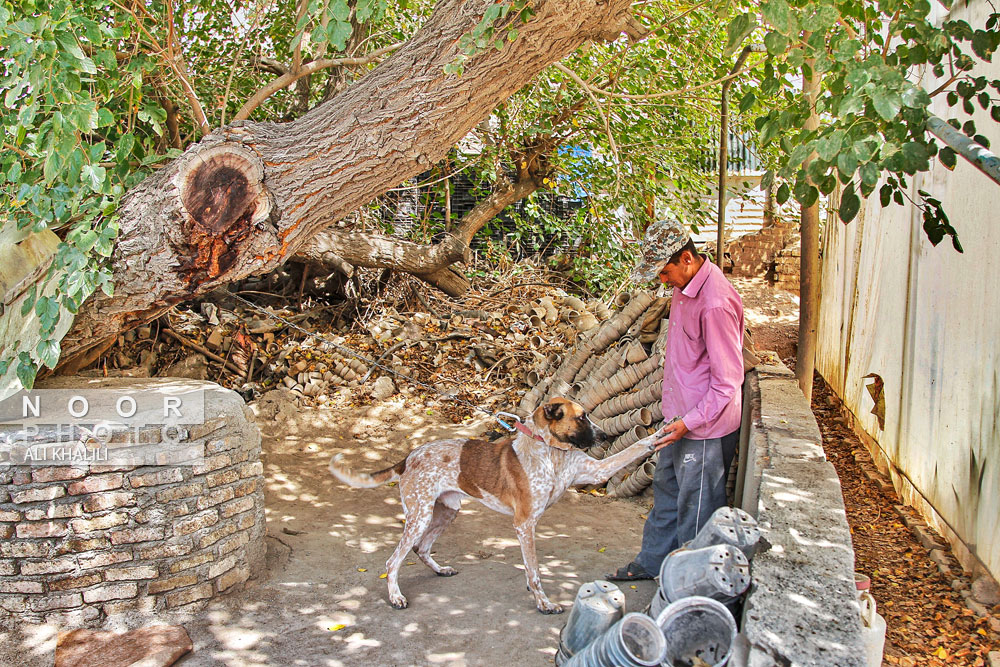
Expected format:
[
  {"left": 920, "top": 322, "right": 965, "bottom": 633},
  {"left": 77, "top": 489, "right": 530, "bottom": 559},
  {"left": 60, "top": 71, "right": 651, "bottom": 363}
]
[{"left": 653, "top": 419, "right": 688, "bottom": 451}]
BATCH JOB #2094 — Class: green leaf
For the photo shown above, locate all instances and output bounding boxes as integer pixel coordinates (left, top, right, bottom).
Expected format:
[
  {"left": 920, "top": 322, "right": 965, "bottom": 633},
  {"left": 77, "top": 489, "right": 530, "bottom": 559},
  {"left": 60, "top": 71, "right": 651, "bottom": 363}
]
[
  {"left": 816, "top": 130, "right": 844, "bottom": 161},
  {"left": 880, "top": 183, "right": 892, "bottom": 207},
  {"left": 739, "top": 91, "right": 756, "bottom": 113},
  {"left": 724, "top": 14, "right": 757, "bottom": 56},
  {"left": 81, "top": 164, "right": 106, "bottom": 191},
  {"left": 776, "top": 182, "right": 790, "bottom": 205},
  {"left": 834, "top": 39, "right": 862, "bottom": 63},
  {"left": 764, "top": 31, "right": 787, "bottom": 55},
  {"left": 56, "top": 34, "right": 86, "bottom": 61},
  {"left": 839, "top": 94, "right": 864, "bottom": 116},
  {"left": 97, "top": 107, "right": 114, "bottom": 127},
  {"left": 787, "top": 144, "right": 812, "bottom": 170},
  {"left": 794, "top": 179, "right": 818, "bottom": 207},
  {"left": 901, "top": 142, "right": 929, "bottom": 174},
  {"left": 329, "top": 0, "right": 351, "bottom": 22},
  {"left": 871, "top": 89, "right": 902, "bottom": 121},
  {"left": 16, "top": 355, "right": 37, "bottom": 391},
  {"left": 761, "top": 0, "right": 796, "bottom": 35},
  {"left": 20, "top": 284, "right": 37, "bottom": 316},
  {"left": 846, "top": 68, "right": 871, "bottom": 88},
  {"left": 76, "top": 230, "right": 99, "bottom": 252},
  {"left": 860, "top": 161, "right": 880, "bottom": 187},
  {"left": 327, "top": 20, "right": 354, "bottom": 51},
  {"left": 35, "top": 338, "right": 61, "bottom": 369},
  {"left": 901, "top": 85, "right": 931, "bottom": 109},
  {"left": 837, "top": 149, "right": 858, "bottom": 177},
  {"left": 839, "top": 185, "right": 861, "bottom": 223},
  {"left": 356, "top": 0, "right": 378, "bottom": 22},
  {"left": 939, "top": 146, "right": 957, "bottom": 170}
]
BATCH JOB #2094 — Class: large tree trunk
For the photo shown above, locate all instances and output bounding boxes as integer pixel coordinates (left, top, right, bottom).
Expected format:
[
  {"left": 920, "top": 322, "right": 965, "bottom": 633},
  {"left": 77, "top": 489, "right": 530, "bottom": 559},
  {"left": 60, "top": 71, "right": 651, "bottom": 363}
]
[{"left": 58, "top": 0, "right": 635, "bottom": 369}]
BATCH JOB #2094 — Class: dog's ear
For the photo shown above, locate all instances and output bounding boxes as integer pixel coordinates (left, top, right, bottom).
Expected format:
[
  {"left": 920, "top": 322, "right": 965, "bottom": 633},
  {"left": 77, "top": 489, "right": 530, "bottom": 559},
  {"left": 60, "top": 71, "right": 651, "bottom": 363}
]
[{"left": 543, "top": 401, "right": 564, "bottom": 423}]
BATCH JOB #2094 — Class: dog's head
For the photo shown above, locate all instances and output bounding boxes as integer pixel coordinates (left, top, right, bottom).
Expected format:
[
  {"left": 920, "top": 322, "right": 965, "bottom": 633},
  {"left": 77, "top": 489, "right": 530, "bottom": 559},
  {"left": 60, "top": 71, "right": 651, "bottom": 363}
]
[{"left": 531, "top": 397, "right": 606, "bottom": 450}]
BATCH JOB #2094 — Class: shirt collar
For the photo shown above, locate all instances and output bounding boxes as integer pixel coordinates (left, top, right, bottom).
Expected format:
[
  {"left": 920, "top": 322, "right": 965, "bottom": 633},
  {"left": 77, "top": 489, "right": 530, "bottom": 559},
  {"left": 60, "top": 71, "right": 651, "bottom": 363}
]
[{"left": 680, "top": 258, "right": 713, "bottom": 298}]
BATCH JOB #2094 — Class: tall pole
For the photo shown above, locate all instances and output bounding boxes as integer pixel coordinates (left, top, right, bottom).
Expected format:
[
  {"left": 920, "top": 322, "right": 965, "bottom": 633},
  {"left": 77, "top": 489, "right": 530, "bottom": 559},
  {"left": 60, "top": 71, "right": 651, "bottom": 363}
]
[
  {"left": 717, "top": 45, "right": 762, "bottom": 268},
  {"left": 796, "top": 57, "right": 822, "bottom": 401},
  {"left": 717, "top": 87, "right": 730, "bottom": 268}
]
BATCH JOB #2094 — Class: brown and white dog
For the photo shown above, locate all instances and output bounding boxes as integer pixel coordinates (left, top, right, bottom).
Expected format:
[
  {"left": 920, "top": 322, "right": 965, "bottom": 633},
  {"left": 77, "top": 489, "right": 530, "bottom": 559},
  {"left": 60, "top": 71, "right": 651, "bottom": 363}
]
[{"left": 329, "top": 397, "right": 665, "bottom": 614}]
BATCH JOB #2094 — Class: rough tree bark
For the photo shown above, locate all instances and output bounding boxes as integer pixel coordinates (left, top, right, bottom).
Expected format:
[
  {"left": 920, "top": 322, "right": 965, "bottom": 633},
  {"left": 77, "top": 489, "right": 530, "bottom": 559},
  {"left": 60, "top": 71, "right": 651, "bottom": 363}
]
[{"left": 58, "top": 0, "right": 638, "bottom": 370}]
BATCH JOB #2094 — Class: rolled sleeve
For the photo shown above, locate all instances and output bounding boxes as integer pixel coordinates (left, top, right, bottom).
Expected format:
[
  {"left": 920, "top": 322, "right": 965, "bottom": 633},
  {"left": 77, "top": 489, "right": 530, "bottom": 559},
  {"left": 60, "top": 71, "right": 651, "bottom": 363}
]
[{"left": 681, "top": 306, "right": 743, "bottom": 433}]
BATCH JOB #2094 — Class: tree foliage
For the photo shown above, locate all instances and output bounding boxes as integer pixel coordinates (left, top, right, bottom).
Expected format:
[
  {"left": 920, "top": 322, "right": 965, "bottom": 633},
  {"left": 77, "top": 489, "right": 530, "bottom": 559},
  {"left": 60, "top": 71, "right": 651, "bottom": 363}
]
[
  {"left": 4, "top": 0, "right": 1000, "bottom": 388},
  {"left": 748, "top": 0, "right": 1000, "bottom": 250}
]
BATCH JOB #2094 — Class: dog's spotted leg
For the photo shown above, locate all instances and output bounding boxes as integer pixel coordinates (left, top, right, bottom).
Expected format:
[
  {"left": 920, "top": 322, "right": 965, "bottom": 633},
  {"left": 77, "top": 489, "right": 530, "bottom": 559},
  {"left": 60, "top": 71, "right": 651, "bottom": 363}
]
[
  {"left": 514, "top": 520, "right": 563, "bottom": 614},
  {"left": 413, "top": 500, "right": 459, "bottom": 576},
  {"left": 385, "top": 504, "right": 434, "bottom": 610}
]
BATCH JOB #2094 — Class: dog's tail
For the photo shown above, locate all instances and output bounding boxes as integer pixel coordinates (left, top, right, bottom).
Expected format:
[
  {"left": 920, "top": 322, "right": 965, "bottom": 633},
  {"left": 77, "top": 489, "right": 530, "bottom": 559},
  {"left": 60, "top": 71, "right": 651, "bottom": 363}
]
[{"left": 329, "top": 453, "right": 406, "bottom": 488}]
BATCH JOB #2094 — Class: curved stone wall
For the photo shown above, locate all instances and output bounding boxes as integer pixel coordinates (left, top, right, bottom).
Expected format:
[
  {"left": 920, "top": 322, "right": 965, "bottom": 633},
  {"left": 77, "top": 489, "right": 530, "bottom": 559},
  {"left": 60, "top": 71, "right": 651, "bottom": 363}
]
[{"left": 0, "top": 378, "right": 265, "bottom": 627}]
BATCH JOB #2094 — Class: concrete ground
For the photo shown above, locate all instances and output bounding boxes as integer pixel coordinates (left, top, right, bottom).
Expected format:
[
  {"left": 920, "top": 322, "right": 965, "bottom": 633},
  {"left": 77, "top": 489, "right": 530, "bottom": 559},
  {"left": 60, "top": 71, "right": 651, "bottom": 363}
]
[{"left": 2, "top": 397, "right": 658, "bottom": 666}]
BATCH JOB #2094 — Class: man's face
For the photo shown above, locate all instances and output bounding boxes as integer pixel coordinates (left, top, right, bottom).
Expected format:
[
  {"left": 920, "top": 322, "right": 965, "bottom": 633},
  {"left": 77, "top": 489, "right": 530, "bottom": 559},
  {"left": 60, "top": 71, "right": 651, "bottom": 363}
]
[
  {"left": 658, "top": 257, "right": 687, "bottom": 289},
  {"left": 657, "top": 250, "right": 698, "bottom": 289}
]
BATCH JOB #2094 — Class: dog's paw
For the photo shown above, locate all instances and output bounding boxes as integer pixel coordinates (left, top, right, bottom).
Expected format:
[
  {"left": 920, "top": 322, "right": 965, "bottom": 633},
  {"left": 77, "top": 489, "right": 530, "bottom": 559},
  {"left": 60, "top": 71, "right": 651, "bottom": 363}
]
[
  {"left": 436, "top": 567, "right": 458, "bottom": 577},
  {"left": 390, "top": 595, "right": 408, "bottom": 610},
  {"left": 537, "top": 602, "right": 564, "bottom": 615}
]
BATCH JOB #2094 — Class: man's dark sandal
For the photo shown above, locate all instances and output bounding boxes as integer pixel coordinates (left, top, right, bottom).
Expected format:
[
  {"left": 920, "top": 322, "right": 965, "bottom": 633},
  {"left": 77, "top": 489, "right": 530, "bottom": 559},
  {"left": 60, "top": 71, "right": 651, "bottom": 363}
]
[{"left": 606, "top": 562, "right": 654, "bottom": 581}]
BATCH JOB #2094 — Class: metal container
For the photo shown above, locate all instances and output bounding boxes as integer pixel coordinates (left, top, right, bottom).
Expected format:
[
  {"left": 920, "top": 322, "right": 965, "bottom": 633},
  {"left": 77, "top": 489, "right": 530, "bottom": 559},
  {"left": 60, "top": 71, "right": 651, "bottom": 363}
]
[
  {"left": 687, "top": 506, "right": 761, "bottom": 560},
  {"left": 655, "top": 596, "right": 737, "bottom": 667},
  {"left": 556, "top": 580, "right": 625, "bottom": 665},
  {"left": 649, "top": 545, "right": 750, "bottom": 617},
  {"left": 563, "top": 612, "right": 666, "bottom": 667}
]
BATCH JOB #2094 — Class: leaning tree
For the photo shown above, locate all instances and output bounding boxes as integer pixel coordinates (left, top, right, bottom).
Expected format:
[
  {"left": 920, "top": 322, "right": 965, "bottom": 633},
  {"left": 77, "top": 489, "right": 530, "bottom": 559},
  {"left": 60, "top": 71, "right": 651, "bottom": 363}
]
[
  {"left": 3, "top": 0, "right": 1000, "bottom": 396},
  {"left": 1, "top": 0, "right": 754, "bottom": 384}
]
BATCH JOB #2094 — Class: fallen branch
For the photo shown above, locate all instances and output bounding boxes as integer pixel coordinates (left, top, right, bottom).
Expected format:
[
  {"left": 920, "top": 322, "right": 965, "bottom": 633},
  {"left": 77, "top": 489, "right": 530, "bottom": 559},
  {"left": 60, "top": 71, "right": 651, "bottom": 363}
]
[{"left": 163, "top": 328, "right": 244, "bottom": 376}]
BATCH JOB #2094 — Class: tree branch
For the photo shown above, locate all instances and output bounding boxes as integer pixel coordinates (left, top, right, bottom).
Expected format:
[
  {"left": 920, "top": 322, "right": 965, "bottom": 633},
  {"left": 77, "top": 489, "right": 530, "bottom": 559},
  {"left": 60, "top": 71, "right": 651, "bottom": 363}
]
[
  {"left": 553, "top": 62, "right": 622, "bottom": 192},
  {"left": 164, "top": 0, "right": 210, "bottom": 135},
  {"left": 233, "top": 42, "right": 404, "bottom": 122}
]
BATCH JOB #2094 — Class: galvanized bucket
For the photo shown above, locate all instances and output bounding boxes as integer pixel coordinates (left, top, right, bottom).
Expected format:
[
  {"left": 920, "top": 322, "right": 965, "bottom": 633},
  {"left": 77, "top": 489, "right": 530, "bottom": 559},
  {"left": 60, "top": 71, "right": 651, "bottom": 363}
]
[
  {"left": 655, "top": 596, "right": 737, "bottom": 667},
  {"left": 649, "top": 545, "right": 750, "bottom": 617},
  {"left": 563, "top": 612, "right": 666, "bottom": 667},
  {"left": 687, "top": 506, "right": 762, "bottom": 560},
  {"left": 555, "top": 580, "right": 626, "bottom": 665}
]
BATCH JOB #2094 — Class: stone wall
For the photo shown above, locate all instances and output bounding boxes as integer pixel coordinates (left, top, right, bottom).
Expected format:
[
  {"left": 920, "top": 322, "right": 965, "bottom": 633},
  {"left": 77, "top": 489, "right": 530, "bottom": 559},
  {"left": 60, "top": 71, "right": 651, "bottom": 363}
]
[
  {"left": 732, "top": 361, "right": 865, "bottom": 666},
  {"left": 0, "top": 378, "right": 265, "bottom": 627}
]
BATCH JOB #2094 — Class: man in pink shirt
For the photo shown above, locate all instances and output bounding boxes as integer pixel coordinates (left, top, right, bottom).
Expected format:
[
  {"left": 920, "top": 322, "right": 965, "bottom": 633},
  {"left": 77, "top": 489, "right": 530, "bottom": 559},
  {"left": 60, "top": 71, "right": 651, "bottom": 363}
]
[{"left": 609, "top": 220, "right": 745, "bottom": 581}]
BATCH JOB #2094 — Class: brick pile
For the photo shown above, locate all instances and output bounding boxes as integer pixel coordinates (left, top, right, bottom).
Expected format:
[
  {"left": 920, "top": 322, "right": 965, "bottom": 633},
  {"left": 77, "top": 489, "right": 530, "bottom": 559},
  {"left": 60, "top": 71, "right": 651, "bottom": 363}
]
[
  {"left": 772, "top": 238, "right": 801, "bottom": 294},
  {"left": 727, "top": 217, "right": 797, "bottom": 278},
  {"left": 0, "top": 386, "right": 265, "bottom": 627}
]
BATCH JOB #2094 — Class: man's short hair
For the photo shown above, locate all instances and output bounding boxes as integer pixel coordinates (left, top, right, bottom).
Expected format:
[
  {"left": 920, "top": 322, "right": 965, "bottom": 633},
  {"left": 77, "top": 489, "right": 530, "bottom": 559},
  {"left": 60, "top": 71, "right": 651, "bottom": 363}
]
[{"left": 666, "top": 238, "right": 699, "bottom": 265}]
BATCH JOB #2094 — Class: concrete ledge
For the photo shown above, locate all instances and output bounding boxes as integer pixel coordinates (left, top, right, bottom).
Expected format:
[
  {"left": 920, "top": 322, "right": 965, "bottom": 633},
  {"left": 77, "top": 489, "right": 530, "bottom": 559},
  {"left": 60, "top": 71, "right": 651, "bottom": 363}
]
[{"left": 736, "top": 362, "right": 865, "bottom": 666}]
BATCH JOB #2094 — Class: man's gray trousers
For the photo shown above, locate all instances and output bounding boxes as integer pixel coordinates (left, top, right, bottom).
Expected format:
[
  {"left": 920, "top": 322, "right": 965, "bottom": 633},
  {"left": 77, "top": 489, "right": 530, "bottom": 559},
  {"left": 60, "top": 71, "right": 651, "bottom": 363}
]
[{"left": 634, "top": 429, "right": 740, "bottom": 576}]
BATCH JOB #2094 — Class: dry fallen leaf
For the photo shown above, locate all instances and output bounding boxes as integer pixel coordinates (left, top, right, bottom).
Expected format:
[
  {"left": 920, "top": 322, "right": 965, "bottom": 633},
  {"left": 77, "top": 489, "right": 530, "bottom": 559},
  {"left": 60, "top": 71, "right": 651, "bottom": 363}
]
[
  {"left": 327, "top": 624, "right": 347, "bottom": 632},
  {"left": 357, "top": 567, "right": 367, "bottom": 572},
  {"left": 380, "top": 573, "right": 388, "bottom": 579},
  {"left": 598, "top": 547, "right": 606, "bottom": 553}
]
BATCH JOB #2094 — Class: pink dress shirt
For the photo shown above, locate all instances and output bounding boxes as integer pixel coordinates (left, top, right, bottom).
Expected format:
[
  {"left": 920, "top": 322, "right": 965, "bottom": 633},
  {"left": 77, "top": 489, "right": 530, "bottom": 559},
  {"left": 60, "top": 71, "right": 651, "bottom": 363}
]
[{"left": 661, "top": 260, "right": 745, "bottom": 440}]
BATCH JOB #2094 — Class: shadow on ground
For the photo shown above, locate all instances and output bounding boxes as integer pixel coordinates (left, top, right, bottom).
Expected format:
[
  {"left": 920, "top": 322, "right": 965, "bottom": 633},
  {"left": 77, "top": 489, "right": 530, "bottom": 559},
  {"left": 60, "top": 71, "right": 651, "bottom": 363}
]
[{"left": 1, "top": 398, "right": 657, "bottom": 666}]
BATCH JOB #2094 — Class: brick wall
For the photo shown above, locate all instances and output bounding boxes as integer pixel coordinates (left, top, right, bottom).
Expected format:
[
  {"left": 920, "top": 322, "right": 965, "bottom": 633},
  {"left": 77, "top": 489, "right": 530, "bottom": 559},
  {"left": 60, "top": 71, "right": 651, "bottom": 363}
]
[{"left": 0, "top": 379, "right": 265, "bottom": 627}]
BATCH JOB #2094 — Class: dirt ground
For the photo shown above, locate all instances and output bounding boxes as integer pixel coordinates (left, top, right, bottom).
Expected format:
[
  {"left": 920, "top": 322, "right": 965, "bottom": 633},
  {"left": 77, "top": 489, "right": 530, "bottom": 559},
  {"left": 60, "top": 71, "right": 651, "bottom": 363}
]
[
  {"left": 178, "top": 400, "right": 661, "bottom": 666},
  {"left": 2, "top": 398, "right": 660, "bottom": 667}
]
